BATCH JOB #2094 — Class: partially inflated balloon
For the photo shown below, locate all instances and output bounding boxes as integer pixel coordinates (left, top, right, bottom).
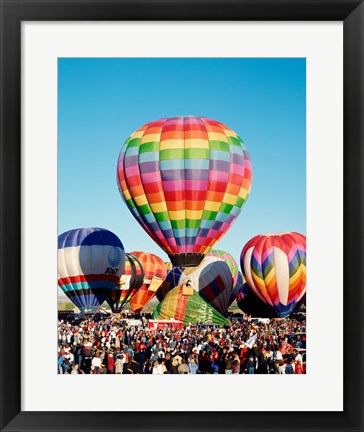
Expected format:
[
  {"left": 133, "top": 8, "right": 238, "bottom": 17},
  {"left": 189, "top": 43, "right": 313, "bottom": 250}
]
[
  {"left": 58, "top": 228, "right": 125, "bottom": 314},
  {"left": 179, "top": 256, "right": 233, "bottom": 314},
  {"left": 241, "top": 232, "right": 306, "bottom": 318},
  {"left": 156, "top": 264, "right": 183, "bottom": 302},
  {"left": 153, "top": 286, "right": 229, "bottom": 325},
  {"left": 107, "top": 253, "right": 144, "bottom": 313},
  {"left": 128, "top": 251, "right": 167, "bottom": 312},
  {"left": 117, "top": 116, "right": 252, "bottom": 267},
  {"left": 206, "top": 249, "right": 239, "bottom": 305}
]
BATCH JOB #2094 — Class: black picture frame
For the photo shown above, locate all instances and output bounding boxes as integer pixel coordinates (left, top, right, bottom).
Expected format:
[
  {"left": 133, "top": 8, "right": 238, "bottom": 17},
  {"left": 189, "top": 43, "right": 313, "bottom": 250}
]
[{"left": 0, "top": 1, "right": 363, "bottom": 431}]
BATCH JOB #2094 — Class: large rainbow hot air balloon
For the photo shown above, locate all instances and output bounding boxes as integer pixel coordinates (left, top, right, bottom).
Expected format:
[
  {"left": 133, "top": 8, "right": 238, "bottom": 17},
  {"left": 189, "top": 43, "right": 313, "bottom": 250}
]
[
  {"left": 58, "top": 228, "right": 125, "bottom": 314},
  {"left": 117, "top": 116, "right": 252, "bottom": 267},
  {"left": 240, "top": 232, "right": 306, "bottom": 318},
  {"left": 107, "top": 253, "right": 144, "bottom": 313},
  {"left": 128, "top": 251, "right": 167, "bottom": 312}
]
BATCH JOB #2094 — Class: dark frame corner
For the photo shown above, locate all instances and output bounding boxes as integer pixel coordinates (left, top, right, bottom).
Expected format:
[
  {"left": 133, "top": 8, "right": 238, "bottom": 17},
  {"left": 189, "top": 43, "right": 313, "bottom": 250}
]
[{"left": 1, "top": 1, "right": 363, "bottom": 431}]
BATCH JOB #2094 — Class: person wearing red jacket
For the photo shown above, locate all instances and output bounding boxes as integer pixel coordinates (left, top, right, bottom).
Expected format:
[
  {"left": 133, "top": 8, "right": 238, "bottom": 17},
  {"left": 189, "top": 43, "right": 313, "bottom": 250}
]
[{"left": 107, "top": 353, "right": 115, "bottom": 374}]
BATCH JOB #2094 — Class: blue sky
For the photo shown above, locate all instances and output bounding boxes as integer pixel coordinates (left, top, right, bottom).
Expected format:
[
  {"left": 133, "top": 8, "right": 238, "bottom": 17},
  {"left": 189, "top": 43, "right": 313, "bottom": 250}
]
[{"left": 58, "top": 58, "right": 306, "bottom": 266}]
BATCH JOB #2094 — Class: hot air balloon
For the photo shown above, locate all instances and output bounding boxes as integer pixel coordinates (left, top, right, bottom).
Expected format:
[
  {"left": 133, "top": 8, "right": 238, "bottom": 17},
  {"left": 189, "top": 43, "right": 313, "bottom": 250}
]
[
  {"left": 107, "top": 253, "right": 144, "bottom": 313},
  {"left": 117, "top": 116, "right": 252, "bottom": 267},
  {"left": 128, "top": 251, "right": 167, "bottom": 312},
  {"left": 240, "top": 232, "right": 306, "bottom": 318},
  {"left": 178, "top": 256, "right": 234, "bottom": 314},
  {"left": 229, "top": 270, "right": 244, "bottom": 306},
  {"left": 236, "top": 283, "right": 274, "bottom": 317},
  {"left": 153, "top": 285, "right": 229, "bottom": 325},
  {"left": 156, "top": 264, "right": 183, "bottom": 302},
  {"left": 58, "top": 228, "right": 125, "bottom": 314},
  {"left": 206, "top": 249, "right": 239, "bottom": 306}
]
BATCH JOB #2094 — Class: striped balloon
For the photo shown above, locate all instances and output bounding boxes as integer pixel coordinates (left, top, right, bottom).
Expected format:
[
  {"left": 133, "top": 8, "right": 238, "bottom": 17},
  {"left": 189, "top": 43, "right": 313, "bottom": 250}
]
[
  {"left": 58, "top": 228, "right": 125, "bottom": 314},
  {"left": 179, "top": 256, "right": 233, "bottom": 314},
  {"left": 117, "top": 116, "right": 252, "bottom": 267},
  {"left": 107, "top": 253, "right": 144, "bottom": 313},
  {"left": 206, "top": 249, "right": 239, "bottom": 286},
  {"left": 240, "top": 232, "right": 306, "bottom": 318},
  {"left": 128, "top": 251, "right": 167, "bottom": 312}
]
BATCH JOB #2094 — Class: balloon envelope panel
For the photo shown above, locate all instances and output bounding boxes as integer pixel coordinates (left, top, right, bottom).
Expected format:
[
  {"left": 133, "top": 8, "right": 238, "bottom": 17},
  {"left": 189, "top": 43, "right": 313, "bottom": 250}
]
[
  {"left": 179, "top": 256, "right": 233, "bottom": 314},
  {"left": 156, "top": 265, "right": 183, "bottom": 302},
  {"left": 128, "top": 251, "right": 167, "bottom": 312},
  {"left": 107, "top": 253, "right": 144, "bottom": 313},
  {"left": 240, "top": 232, "right": 306, "bottom": 318},
  {"left": 153, "top": 285, "right": 229, "bottom": 325},
  {"left": 117, "top": 116, "right": 252, "bottom": 267},
  {"left": 58, "top": 228, "right": 125, "bottom": 314}
]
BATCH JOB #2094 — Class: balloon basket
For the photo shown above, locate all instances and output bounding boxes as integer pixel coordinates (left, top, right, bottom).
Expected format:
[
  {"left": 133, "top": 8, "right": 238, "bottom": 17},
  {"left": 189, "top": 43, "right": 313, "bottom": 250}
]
[{"left": 168, "top": 253, "right": 204, "bottom": 268}]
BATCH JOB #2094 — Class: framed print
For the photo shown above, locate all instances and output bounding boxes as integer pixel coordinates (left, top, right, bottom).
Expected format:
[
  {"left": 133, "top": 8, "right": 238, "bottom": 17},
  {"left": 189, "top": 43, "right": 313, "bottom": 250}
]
[{"left": 0, "top": 0, "right": 363, "bottom": 431}]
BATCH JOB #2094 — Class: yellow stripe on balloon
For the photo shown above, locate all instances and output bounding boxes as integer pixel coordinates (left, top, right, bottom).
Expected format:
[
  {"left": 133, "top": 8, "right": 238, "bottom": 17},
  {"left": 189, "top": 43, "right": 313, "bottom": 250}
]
[
  {"left": 150, "top": 202, "right": 168, "bottom": 213},
  {"left": 223, "top": 193, "right": 238, "bottom": 206},
  {"left": 169, "top": 210, "right": 186, "bottom": 220},
  {"left": 289, "top": 267, "right": 302, "bottom": 284},
  {"left": 223, "top": 129, "right": 237, "bottom": 138},
  {"left": 130, "top": 130, "right": 144, "bottom": 139},
  {"left": 141, "top": 134, "right": 161, "bottom": 144},
  {"left": 238, "top": 188, "right": 249, "bottom": 200},
  {"left": 184, "top": 139, "right": 210, "bottom": 149},
  {"left": 264, "top": 267, "right": 276, "bottom": 285},
  {"left": 134, "top": 195, "right": 148, "bottom": 206},
  {"left": 207, "top": 132, "right": 228, "bottom": 142},
  {"left": 123, "top": 189, "right": 131, "bottom": 200},
  {"left": 159, "top": 139, "right": 185, "bottom": 150},
  {"left": 204, "top": 201, "right": 221, "bottom": 212},
  {"left": 186, "top": 209, "right": 203, "bottom": 219}
]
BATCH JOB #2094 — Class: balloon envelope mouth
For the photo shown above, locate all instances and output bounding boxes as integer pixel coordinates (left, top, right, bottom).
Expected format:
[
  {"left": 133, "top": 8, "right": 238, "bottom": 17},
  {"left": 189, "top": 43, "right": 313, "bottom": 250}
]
[{"left": 168, "top": 253, "right": 205, "bottom": 268}]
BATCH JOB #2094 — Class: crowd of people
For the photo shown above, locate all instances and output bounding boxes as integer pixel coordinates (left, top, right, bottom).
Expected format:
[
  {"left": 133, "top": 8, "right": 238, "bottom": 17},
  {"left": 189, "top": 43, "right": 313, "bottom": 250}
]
[{"left": 58, "top": 313, "right": 306, "bottom": 375}]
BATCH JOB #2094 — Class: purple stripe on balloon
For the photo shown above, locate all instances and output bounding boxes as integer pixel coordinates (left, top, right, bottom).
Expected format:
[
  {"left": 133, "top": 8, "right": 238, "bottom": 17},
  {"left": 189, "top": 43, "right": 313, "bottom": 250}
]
[
  {"left": 231, "top": 153, "right": 244, "bottom": 164},
  {"left": 124, "top": 155, "right": 139, "bottom": 168},
  {"left": 211, "top": 221, "right": 223, "bottom": 230},
  {"left": 148, "top": 221, "right": 160, "bottom": 232},
  {"left": 224, "top": 214, "right": 235, "bottom": 225},
  {"left": 160, "top": 169, "right": 185, "bottom": 181},
  {"left": 139, "top": 161, "right": 160, "bottom": 174},
  {"left": 162, "top": 229, "right": 175, "bottom": 239},
  {"left": 210, "top": 160, "right": 231, "bottom": 172},
  {"left": 198, "top": 228, "right": 210, "bottom": 237},
  {"left": 185, "top": 170, "right": 210, "bottom": 181},
  {"left": 175, "top": 237, "right": 187, "bottom": 247}
]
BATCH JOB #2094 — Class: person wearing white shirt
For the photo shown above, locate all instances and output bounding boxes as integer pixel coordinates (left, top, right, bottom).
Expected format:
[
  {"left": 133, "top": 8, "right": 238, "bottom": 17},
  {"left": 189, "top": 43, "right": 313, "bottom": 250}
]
[{"left": 295, "top": 352, "right": 303, "bottom": 364}]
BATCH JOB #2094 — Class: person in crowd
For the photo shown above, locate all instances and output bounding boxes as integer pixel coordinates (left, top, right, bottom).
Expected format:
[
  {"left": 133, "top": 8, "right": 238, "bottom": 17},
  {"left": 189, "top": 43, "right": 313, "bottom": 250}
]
[
  {"left": 188, "top": 359, "right": 199, "bottom": 375},
  {"left": 152, "top": 361, "right": 160, "bottom": 374},
  {"left": 178, "top": 358, "right": 189, "bottom": 374}
]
